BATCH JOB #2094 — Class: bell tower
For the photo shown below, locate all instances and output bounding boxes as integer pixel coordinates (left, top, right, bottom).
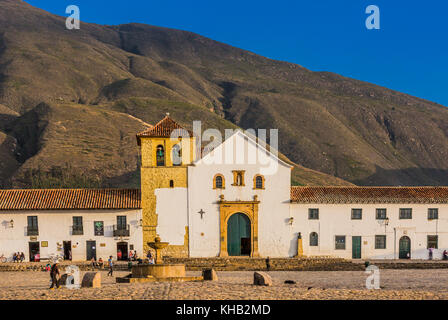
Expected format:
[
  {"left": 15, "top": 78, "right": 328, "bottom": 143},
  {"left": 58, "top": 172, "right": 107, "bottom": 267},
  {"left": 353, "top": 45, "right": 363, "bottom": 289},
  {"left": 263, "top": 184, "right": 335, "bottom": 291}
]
[{"left": 136, "top": 114, "right": 196, "bottom": 255}]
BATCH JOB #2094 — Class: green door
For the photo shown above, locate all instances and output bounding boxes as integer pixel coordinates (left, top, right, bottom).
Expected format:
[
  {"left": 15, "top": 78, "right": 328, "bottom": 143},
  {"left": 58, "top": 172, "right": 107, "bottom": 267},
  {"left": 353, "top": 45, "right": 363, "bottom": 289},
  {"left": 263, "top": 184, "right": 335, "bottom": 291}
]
[
  {"left": 352, "top": 236, "right": 361, "bottom": 259},
  {"left": 399, "top": 236, "right": 411, "bottom": 259},
  {"left": 227, "top": 213, "right": 251, "bottom": 256}
]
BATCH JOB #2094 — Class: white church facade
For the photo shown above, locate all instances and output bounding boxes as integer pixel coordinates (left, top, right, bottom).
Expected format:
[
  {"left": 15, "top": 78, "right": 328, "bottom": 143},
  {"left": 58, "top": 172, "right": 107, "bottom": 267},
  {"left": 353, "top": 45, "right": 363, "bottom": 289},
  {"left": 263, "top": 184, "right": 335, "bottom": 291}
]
[{"left": 0, "top": 115, "right": 447, "bottom": 261}]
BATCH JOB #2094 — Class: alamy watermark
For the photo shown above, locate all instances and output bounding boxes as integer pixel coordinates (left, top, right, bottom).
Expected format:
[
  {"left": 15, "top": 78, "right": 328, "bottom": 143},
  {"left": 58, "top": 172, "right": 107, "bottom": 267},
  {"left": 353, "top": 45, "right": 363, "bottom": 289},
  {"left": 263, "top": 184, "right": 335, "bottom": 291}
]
[
  {"left": 66, "top": 5, "right": 80, "bottom": 30},
  {"left": 365, "top": 5, "right": 380, "bottom": 30},
  {"left": 365, "top": 264, "right": 380, "bottom": 289},
  {"left": 167, "top": 121, "right": 280, "bottom": 175}
]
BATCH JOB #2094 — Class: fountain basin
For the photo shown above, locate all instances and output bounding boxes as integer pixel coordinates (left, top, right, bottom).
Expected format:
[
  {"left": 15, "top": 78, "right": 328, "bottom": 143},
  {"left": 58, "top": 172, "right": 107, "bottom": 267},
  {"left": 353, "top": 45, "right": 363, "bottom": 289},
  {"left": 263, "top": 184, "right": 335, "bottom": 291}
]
[{"left": 132, "top": 264, "right": 186, "bottom": 278}]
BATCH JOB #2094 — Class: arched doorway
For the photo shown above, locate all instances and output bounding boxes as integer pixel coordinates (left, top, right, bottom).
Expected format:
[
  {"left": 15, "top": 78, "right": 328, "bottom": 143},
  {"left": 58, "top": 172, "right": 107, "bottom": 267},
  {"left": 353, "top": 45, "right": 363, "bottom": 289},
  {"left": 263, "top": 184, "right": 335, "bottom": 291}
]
[
  {"left": 399, "top": 236, "right": 411, "bottom": 259},
  {"left": 227, "top": 213, "right": 251, "bottom": 256}
]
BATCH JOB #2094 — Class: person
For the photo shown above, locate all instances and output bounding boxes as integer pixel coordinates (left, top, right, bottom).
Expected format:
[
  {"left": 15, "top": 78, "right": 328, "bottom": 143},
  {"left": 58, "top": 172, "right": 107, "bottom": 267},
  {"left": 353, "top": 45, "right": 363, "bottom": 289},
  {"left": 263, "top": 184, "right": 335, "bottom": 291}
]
[
  {"left": 443, "top": 250, "right": 448, "bottom": 260},
  {"left": 265, "top": 257, "right": 271, "bottom": 271},
  {"left": 98, "top": 257, "right": 104, "bottom": 269},
  {"left": 129, "top": 250, "right": 134, "bottom": 261},
  {"left": 134, "top": 251, "right": 138, "bottom": 261},
  {"left": 147, "top": 251, "right": 154, "bottom": 264},
  {"left": 91, "top": 257, "right": 97, "bottom": 269},
  {"left": 117, "top": 250, "right": 122, "bottom": 261},
  {"left": 49, "top": 262, "right": 60, "bottom": 289},
  {"left": 20, "top": 252, "right": 25, "bottom": 263},
  {"left": 107, "top": 256, "right": 113, "bottom": 277},
  {"left": 429, "top": 247, "right": 434, "bottom": 260},
  {"left": 45, "top": 263, "right": 51, "bottom": 272},
  {"left": 12, "top": 252, "right": 17, "bottom": 263}
]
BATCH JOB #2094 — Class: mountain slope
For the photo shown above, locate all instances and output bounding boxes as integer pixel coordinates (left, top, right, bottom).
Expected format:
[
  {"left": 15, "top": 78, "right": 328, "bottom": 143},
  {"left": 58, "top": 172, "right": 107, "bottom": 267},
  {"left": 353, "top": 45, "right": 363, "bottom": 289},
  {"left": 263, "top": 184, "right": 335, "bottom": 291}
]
[{"left": 0, "top": 0, "right": 446, "bottom": 187}]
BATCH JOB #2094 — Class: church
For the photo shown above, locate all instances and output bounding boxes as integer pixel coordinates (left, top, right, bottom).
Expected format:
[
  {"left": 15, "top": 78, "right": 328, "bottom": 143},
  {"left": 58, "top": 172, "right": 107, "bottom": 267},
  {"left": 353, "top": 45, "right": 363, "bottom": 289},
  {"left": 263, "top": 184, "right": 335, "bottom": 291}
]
[{"left": 1, "top": 115, "right": 448, "bottom": 261}]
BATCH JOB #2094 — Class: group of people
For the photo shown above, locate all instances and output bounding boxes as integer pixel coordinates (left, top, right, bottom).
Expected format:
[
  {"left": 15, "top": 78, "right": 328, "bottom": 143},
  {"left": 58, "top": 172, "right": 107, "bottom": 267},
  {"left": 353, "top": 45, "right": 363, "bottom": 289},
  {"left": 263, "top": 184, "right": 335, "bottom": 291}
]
[
  {"left": 427, "top": 248, "right": 448, "bottom": 260},
  {"left": 90, "top": 257, "right": 104, "bottom": 269},
  {"left": 128, "top": 250, "right": 139, "bottom": 261},
  {"left": 12, "top": 252, "right": 25, "bottom": 262}
]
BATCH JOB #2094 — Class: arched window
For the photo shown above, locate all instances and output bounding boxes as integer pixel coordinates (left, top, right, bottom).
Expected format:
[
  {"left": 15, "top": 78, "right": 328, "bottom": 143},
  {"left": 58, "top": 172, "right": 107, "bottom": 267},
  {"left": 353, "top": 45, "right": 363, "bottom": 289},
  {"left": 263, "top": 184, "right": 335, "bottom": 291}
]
[
  {"left": 156, "top": 145, "right": 165, "bottom": 166},
  {"left": 253, "top": 175, "right": 265, "bottom": 189},
  {"left": 213, "top": 174, "right": 225, "bottom": 189},
  {"left": 310, "top": 232, "right": 318, "bottom": 246},
  {"left": 172, "top": 144, "right": 182, "bottom": 166}
]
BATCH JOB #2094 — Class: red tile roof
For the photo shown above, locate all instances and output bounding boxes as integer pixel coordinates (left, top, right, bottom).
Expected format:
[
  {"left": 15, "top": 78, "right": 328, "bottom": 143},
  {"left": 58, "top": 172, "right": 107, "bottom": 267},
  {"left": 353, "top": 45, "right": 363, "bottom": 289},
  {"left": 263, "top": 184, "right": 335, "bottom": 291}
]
[
  {"left": 136, "top": 115, "right": 194, "bottom": 144},
  {"left": 0, "top": 189, "right": 141, "bottom": 211},
  {"left": 291, "top": 186, "right": 448, "bottom": 204}
]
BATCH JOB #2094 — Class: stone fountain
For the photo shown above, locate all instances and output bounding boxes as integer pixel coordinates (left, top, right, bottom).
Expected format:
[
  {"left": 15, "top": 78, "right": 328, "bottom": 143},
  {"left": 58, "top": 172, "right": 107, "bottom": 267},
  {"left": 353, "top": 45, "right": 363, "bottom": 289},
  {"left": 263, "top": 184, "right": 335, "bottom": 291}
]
[{"left": 116, "top": 236, "right": 203, "bottom": 283}]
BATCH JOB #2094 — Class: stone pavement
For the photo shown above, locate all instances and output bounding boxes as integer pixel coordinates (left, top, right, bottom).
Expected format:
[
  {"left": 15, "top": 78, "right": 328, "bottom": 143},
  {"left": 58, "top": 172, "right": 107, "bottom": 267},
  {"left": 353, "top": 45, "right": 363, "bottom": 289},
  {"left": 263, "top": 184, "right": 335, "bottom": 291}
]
[{"left": 0, "top": 269, "right": 448, "bottom": 300}]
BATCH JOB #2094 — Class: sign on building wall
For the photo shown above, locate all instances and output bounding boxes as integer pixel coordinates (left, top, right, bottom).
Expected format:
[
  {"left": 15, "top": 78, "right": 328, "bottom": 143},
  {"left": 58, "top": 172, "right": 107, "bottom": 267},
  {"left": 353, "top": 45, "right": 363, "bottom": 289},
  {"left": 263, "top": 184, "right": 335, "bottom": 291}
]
[{"left": 41, "top": 241, "right": 48, "bottom": 247}]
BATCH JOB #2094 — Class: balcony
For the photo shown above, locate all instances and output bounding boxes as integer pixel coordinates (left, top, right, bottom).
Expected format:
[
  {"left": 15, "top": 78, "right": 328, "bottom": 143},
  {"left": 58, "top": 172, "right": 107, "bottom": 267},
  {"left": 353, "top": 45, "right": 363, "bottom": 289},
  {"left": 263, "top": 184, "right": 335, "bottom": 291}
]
[
  {"left": 26, "top": 226, "right": 39, "bottom": 236},
  {"left": 72, "top": 225, "right": 84, "bottom": 235},
  {"left": 113, "top": 224, "right": 130, "bottom": 237}
]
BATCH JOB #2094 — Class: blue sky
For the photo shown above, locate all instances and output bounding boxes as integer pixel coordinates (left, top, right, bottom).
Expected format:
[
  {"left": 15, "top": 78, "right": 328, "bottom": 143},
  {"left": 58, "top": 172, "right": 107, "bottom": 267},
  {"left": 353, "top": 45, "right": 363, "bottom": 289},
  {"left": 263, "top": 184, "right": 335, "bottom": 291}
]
[{"left": 25, "top": 0, "right": 448, "bottom": 106}]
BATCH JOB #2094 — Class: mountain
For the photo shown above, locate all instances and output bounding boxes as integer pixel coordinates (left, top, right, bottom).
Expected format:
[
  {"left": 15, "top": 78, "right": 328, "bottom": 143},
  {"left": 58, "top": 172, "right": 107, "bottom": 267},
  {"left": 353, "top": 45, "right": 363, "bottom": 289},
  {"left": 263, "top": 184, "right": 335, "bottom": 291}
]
[{"left": 0, "top": 0, "right": 447, "bottom": 188}]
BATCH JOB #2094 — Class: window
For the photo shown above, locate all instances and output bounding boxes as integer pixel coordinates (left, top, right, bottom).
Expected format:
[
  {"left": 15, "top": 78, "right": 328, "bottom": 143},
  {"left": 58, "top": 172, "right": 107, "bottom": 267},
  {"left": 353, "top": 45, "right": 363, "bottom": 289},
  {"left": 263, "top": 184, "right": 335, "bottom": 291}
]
[
  {"left": 310, "top": 232, "right": 318, "bottom": 246},
  {"left": 94, "top": 221, "right": 104, "bottom": 236},
  {"left": 428, "top": 208, "right": 439, "bottom": 220},
  {"left": 253, "top": 175, "right": 265, "bottom": 189},
  {"left": 156, "top": 145, "right": 165, "bottom": 166},
  {"left": 213, "top": 174, "right": 225, "bottom": 189},
  {"left": 428, "top": 235, "right": 438, "bottom": 249},
  {"left": 351, "top": 209, "right": 362, "bottom": 220},
  {"left": 117, "top": 216, "right": 127, "bottom": 229},
  {"left": 399, "top": 208, "right": 412, "bottom": 219},
  {"left": 27, "top": 216, "right": 38, "bottom": 236},
  {"left": 308, "top": 208, "right": 319, "bottom": 220},
  {"left": 335, "top": 236, "right": 346, "bottom": 250},
  {"left": 375, "top": 235, "right": 386, "bottom": 249},
  {"left": 376, "top": 208, "right": 387, "bottom": 220},
  {"left": 232, "top": 170, "right": 245, "bottom": 186},
  {"left": 72, "top": 216, "right": 83, "bottom": 235},
  {"left": 114, "top": 216, "right": 130, "bottom": 237},
  {"left": 172, "top": 144, "right": 182, "bottom": 166}
]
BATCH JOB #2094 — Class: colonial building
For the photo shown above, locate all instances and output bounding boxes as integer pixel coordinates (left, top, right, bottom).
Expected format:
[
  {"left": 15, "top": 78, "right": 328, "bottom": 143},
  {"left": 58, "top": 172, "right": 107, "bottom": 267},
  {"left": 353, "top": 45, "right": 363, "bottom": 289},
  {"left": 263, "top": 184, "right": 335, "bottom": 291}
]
[
  {"left": 1, "top": 115, "right": 447, "bottom": 261},
  {"left": 0, "top": 189, "right": 142, "bottom": 262}
]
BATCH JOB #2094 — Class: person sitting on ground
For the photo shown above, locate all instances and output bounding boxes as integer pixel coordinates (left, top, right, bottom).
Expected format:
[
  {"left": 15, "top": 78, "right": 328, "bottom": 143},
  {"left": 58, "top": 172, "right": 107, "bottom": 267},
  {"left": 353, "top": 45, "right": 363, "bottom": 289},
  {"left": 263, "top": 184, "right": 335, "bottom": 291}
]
[
  {"left": 443, "top": 250, "right": 448, "bottom": 260},
  {"left": 98, "top": 257, "right": 104, "bottom": 269},
  {"left": 12, "top": 252, "right": 17, "bottom": 263},
  {"left": 20, "top": 252, "right": 25, "bottom": 262},
  {"left": 91, "top": 257, "right": 97, "bottom": 269}
]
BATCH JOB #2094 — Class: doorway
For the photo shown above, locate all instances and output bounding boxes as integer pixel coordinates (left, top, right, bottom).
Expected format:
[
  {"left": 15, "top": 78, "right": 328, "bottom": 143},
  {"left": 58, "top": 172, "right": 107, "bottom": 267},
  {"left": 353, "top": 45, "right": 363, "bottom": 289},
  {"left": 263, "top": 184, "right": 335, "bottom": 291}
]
[
  {"left": 28, "top": 242, "right": 40, "bottom": 262},
  {"left": 86, "top": 240, "right": 96, "bottom": 261},
  {"left": 117, "top": 242, "right": 128, "bottom": 261},
  {"left": 352, "top": 236, "right": 362, "bottom": 259},
  {"left": 227, "top": 213, "right": 251, "bottom": 256},
  {"left": 399, "top": 236, "right": 411, "bottom": 259},
  {"left": 63, "top": 241, "right": 72, "bottom": 260}
]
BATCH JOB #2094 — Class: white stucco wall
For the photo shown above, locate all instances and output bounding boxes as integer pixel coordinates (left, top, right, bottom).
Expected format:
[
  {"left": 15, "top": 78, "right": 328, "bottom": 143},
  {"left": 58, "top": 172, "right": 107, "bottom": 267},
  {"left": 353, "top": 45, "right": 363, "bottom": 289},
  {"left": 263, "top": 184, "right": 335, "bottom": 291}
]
[
  {"left": 187, "top": 131, "right": 293, "bottom": 257},
  {"left": 155, "top": 188, "right": 188, "bottom": 245},
  {"left": 0, "top": 209, "right": 142, "bottom": 262},
  {"left": 291, "top": 203, "right": 448, "bottom": 260}
]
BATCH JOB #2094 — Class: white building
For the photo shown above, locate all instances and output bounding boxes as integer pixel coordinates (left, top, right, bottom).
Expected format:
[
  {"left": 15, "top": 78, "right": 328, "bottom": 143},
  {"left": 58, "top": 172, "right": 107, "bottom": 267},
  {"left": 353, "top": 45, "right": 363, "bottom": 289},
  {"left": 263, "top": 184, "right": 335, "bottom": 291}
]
[
  {"left": 1, "top": 115, "right": 447, "bottom": 261},
  {"left": 0, "top": 189, "right": 142, "bottom": 262}
]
